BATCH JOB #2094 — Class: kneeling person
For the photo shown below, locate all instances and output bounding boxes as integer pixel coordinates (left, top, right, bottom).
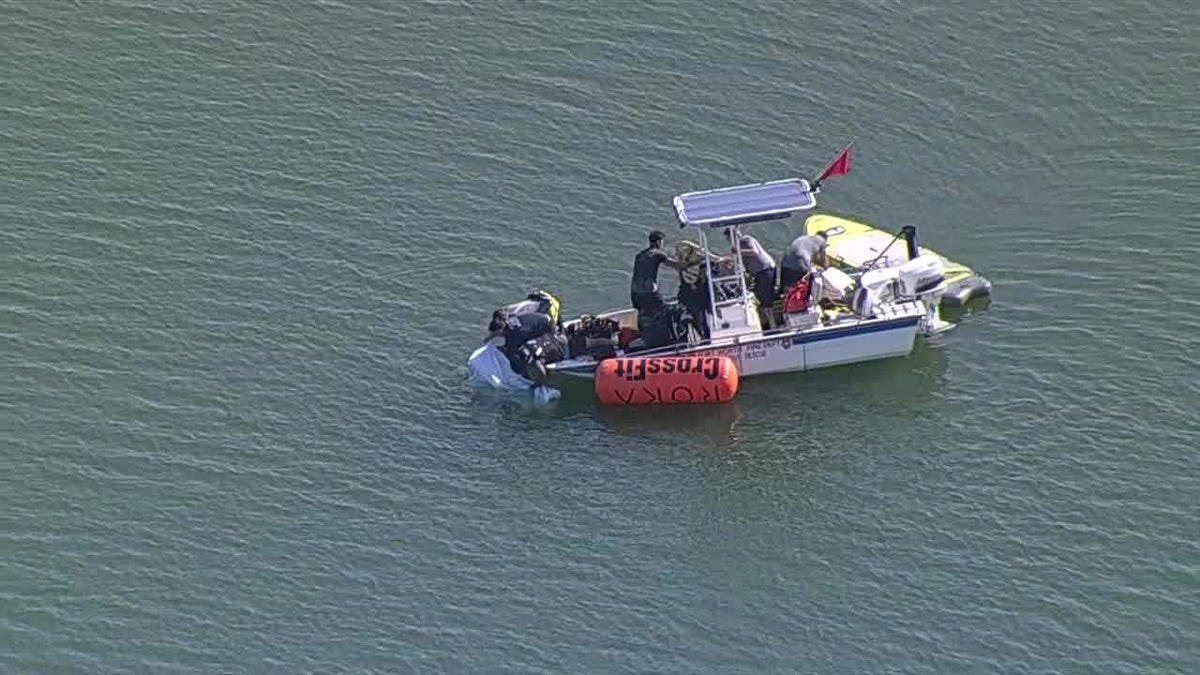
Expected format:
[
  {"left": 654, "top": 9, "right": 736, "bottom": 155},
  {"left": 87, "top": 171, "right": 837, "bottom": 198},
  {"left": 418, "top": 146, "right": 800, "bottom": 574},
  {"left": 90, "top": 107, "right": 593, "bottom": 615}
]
[{"left": 484, "top": 310, "right": 566, "bottom": 385}]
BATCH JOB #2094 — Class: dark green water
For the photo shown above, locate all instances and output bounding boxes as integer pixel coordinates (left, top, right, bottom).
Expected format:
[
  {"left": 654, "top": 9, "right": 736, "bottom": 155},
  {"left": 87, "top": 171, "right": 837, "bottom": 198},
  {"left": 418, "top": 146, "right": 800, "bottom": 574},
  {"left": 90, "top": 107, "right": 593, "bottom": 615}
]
[{"left": 4, "top": 1, "right": 1198, "bottom": 672}]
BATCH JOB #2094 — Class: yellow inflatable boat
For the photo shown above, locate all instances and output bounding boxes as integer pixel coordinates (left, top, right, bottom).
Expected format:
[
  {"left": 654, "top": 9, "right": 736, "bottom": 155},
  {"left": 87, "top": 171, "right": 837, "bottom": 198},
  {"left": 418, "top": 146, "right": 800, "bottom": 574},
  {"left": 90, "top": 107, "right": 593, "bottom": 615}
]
[{"left": 804, "top": 214, "right": 992, "bottom": 307}]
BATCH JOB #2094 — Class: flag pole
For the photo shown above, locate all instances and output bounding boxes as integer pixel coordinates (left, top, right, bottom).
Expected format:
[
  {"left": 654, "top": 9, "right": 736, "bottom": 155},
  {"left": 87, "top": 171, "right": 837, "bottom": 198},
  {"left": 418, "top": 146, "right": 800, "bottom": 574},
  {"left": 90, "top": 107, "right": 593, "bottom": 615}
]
[{"left": 810, "top": 141, "right": 854, "bottom": 192}]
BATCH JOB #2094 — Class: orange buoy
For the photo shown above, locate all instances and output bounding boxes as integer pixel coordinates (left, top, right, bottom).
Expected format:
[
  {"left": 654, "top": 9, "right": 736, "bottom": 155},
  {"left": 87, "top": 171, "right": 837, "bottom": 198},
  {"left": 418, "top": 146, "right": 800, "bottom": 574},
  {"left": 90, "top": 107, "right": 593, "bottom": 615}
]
[{"left": 594, "top": 355, "right": 739, "bottom": 405}]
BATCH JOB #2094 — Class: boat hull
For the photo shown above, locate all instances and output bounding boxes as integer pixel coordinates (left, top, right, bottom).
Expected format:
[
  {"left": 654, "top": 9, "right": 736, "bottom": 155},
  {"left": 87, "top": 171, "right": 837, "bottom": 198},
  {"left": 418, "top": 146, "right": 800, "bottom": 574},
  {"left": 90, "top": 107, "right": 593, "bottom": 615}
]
[{"left": 550, "top": 312, "right": 922, "bottom": 379}]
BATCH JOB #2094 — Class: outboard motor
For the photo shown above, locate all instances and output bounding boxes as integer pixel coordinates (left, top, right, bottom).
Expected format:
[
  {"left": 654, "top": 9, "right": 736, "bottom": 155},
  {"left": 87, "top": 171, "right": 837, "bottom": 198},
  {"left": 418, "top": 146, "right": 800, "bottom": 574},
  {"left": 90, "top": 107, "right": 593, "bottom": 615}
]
[
  {"left": 849, "top": 227, "right": 953, "bottom": 334},
  {"left": 896, "top": 255, "right": 946, "bottom": 299},
  {"left": 850, "top": 266, "right": 900, "bottom": 318},
  {"left": 895, "top": 250, "right": 951, "bottom": 335}
]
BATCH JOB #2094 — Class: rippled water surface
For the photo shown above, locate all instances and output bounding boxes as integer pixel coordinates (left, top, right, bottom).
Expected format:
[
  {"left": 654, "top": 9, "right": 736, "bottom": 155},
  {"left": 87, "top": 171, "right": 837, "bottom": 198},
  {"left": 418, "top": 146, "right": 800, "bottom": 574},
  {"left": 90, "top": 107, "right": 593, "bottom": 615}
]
[{"left": 4, "top": 1, "right": 1199, "bottom": 672}]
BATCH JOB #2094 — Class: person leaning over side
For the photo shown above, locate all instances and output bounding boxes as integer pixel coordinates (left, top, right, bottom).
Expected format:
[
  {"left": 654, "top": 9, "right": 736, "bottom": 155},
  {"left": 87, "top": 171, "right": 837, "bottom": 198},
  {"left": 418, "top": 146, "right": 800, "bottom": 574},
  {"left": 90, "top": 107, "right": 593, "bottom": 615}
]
[
  {"left": 778, "top": 229, "right": 829, "bottom": 294},
  {"left": 483, "top": 309, "right": 564, "bottom": 385}
]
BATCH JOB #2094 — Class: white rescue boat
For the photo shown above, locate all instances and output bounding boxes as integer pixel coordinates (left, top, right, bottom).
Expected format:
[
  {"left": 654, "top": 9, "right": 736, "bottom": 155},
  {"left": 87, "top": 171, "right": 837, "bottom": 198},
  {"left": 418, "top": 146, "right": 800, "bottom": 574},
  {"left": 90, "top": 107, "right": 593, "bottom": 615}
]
[{"left": 547, "top": 174, "right": 952, "bottom": 379}]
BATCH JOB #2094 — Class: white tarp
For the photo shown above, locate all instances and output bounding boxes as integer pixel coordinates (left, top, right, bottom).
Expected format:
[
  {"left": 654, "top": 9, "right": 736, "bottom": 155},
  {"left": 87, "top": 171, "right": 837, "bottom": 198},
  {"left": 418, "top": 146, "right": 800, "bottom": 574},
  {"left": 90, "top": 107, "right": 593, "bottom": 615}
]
[{"left": 466, "top": 343, "right": 560, "bottom": 404}]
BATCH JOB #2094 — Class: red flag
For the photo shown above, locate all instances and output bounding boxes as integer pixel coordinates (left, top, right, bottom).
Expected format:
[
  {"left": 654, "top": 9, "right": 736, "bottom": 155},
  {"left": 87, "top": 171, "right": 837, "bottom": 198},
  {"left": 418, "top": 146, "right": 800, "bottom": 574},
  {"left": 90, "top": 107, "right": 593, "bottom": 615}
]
[{"left": 816, "top": 144, "right": 852, "bottom": 184}]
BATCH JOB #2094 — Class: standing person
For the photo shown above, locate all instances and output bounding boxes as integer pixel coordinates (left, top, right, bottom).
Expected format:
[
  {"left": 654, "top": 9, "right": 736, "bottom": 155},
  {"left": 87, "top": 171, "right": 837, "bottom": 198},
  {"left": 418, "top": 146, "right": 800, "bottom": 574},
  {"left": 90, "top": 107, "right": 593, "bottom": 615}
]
[
  {"left": 630, "top": 230, "right": 689, "bottom": 315},
  {"left": 778, "top": 230, "right": 829, "bottom": 294},
  {"left": 674, "top": 239, "right": 725, "bottom": 339},
  {"left": 724, "top": 228, "right": 777, "bottom": 327}
]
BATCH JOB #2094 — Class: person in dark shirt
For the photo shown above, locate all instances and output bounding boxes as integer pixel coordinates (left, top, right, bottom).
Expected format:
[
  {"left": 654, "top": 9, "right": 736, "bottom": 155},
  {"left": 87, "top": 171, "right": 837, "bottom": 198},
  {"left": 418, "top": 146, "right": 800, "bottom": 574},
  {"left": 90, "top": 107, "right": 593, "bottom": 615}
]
[
  {"left": 483, "top": 310, "right": 563, "bottom": 384},
  {"left": 630, "top": 230, "right": 691, "bottom": 314}
]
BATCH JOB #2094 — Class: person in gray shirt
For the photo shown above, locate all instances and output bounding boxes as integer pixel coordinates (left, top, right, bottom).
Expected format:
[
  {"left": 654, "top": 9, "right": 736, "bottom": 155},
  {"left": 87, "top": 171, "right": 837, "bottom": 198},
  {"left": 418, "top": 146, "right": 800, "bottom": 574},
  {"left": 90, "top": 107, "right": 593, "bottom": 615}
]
[
  {"left": 778, "top": 230, "right": 829, "bottom": 293},
  {"left": 724, "top": 229, "right": 777, "bottom": 327}
]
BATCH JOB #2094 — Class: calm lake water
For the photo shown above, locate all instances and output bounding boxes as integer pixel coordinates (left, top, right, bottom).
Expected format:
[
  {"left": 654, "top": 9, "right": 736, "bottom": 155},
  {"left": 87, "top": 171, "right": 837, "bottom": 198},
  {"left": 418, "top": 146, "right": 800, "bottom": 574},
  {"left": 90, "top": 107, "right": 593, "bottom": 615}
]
[{"left": 4, "top": 1, "right": 1198, "bottom": 672}]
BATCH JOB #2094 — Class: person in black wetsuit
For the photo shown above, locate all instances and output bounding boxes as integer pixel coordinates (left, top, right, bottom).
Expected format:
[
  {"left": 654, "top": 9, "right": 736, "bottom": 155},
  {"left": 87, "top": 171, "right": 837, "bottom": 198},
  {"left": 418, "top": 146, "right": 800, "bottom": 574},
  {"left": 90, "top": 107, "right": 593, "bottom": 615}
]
[
  {"left": 630, "top": 230, "right": 691, "bottom": 314},
  {"left": 483, "top": 310, "right": 564, "bottom": 385}
]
